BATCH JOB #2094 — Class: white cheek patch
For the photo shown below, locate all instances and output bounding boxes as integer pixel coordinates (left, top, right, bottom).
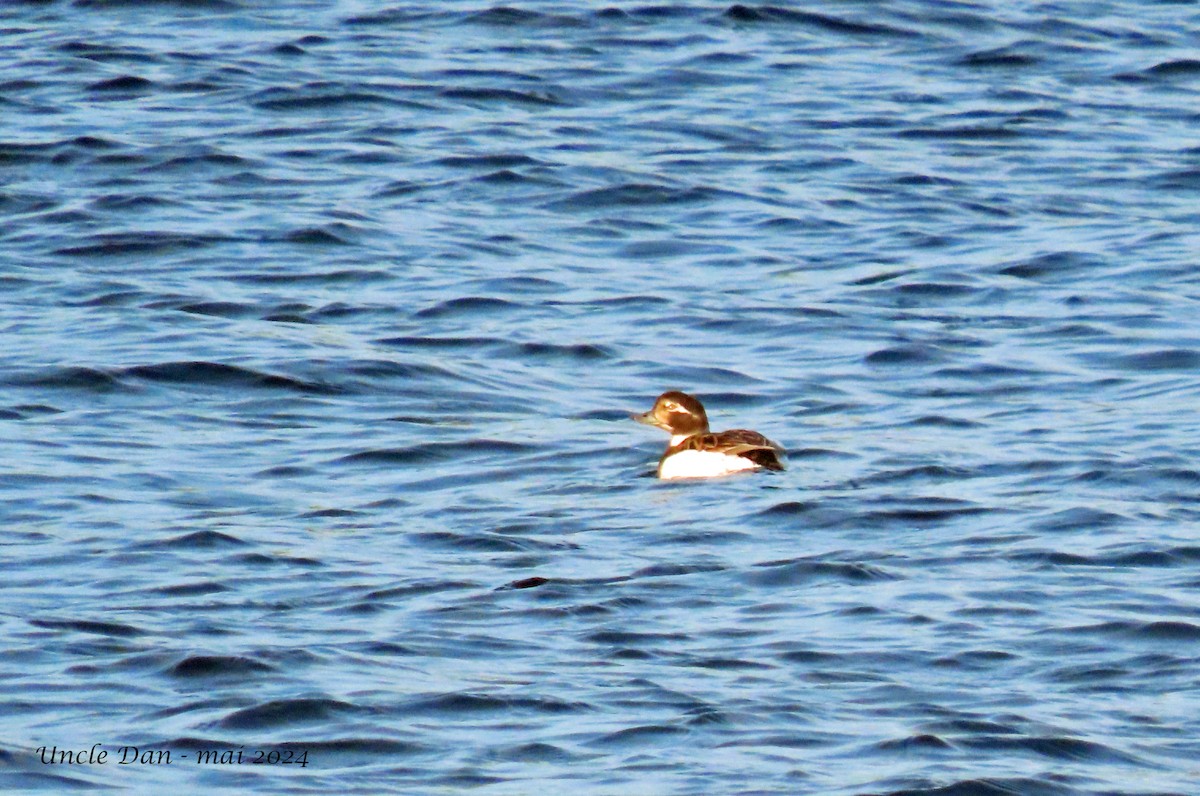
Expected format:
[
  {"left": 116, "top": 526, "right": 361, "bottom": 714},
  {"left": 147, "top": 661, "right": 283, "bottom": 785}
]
[{"left": 658, "top": 450, "right": 759, "bottom": 480}]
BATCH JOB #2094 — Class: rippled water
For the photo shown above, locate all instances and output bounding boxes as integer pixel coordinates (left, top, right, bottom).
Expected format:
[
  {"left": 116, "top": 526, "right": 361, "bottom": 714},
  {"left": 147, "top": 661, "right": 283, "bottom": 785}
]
[{"left": 3, "top": 1, "right": 1200, "bottom": 793}]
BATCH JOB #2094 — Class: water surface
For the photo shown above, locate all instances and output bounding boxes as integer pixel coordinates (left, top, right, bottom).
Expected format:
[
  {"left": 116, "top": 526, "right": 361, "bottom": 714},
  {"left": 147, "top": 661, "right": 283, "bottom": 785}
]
[{"left": 2, "top": 1, "right": 1199, "bottom": 793}]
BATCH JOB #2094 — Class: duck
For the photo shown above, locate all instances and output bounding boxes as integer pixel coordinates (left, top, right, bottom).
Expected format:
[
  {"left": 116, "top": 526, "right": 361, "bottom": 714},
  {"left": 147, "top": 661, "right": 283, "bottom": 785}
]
[{"left": 632, "top": 391, "right": 785, "bottom": 479}]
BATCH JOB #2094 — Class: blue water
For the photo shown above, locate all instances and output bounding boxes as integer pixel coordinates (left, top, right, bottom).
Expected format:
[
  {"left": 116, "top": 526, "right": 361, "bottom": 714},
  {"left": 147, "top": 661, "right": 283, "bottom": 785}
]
[{"left": 3, "top": 1, "right": 1200, "bottom": 793}]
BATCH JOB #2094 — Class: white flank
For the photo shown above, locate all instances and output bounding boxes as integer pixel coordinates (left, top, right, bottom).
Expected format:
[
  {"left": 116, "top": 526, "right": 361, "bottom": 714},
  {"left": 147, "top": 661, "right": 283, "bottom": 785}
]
[{"left": 658, "top": 449, "right": 760, "bottom": 480}]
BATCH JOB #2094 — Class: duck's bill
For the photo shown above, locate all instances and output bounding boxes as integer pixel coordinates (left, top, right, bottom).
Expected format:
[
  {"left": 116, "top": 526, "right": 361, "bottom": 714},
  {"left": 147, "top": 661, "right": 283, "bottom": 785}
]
[{"left": 630, "top": 410, "right": 662, "bottom": 427}]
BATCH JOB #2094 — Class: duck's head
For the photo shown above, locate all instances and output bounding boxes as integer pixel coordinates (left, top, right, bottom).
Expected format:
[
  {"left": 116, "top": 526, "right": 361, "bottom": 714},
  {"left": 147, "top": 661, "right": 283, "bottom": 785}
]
[{"left": 631, "top": 391, "right": 709, "bottom": 440}]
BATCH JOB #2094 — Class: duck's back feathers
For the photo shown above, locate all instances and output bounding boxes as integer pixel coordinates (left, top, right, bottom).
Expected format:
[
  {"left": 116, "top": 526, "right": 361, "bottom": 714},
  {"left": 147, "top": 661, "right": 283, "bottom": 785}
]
[{"left": 670, "top": 429, "right": 786, "bottom": 471}]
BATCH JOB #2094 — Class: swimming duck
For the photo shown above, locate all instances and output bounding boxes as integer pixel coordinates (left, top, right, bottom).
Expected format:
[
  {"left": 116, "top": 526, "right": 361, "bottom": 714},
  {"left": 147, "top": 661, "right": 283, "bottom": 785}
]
[{"left": 632, "top": 391, "right": 785, "bottom": 479}]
